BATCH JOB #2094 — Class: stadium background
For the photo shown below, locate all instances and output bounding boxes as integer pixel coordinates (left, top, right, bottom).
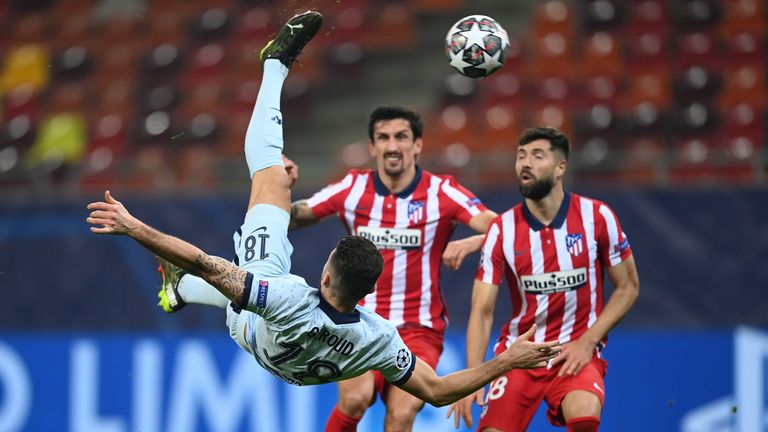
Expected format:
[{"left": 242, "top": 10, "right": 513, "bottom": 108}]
[{"left": 0, "top": 0, "right": 767, "bottom": 431}]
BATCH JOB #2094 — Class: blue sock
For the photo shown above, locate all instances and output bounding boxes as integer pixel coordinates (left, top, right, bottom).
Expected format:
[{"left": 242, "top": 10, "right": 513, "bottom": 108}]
[{"left": 244, "top": 59, "right": 289, "bottom": 177}]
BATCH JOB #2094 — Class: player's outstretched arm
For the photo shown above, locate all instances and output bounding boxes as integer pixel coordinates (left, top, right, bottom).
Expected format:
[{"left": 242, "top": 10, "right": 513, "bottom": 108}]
[
  {"left": 87, "top": 191, "right": 249, "bottom": 305},
  {"left": 397, "top": 325, "right": 560, "bottom": 407}
]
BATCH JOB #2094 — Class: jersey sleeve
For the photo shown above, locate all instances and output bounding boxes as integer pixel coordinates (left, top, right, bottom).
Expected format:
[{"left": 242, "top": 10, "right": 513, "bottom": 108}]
[
  {"left": 305, "top": 171, "right": 356, "bottom": 220},
  {"left": 595, "top": 202, "right": 632, "bottom": 267},
  {"left": 475, "top": 218, "right": 505, "bottom": 285},
  {"left": 439, "top": 176, "right": 487, "bottom": 225},
  {"left": 241, "top": 273, "right": 310, "bottom": 323},
  {"left": 374, "top": 328, "right": 417, "bottom": 385}
]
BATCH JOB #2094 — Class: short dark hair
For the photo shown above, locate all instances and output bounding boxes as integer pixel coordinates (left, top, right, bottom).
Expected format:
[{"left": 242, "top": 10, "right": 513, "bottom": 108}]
[
  {"left": 330, "top": 236, "right": 383, "bottom": 301},
  {"left": 368, "top": 106, "right": 423, "bottom": 141},
  {"left": 518, "top": 127, "right": 570, "bottom": 160}
]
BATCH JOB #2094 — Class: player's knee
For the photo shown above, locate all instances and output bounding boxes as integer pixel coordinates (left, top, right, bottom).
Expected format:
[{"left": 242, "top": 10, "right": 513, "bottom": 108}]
[
  {"left": 337, "top": 391, "right": 372, "bottom": 418},
  {"left": 562, "top": 390, "right": 602, "bottom": 419},
  {"left": 384, "top": 401, "right": 422, "bottom": 430},
  {"left": 254, "top": 166, "right": 292, "bottom": 190}
]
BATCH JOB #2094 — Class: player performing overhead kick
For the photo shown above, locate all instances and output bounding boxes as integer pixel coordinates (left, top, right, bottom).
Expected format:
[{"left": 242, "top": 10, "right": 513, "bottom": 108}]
[{"left": 86, "top": 11, "right": 560, "bottom": 405}]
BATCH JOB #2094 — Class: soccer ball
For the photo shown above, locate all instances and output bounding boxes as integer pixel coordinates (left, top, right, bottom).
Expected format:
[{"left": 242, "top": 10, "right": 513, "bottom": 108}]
[{"left": 445, "top": 15, "right": 510, "bottom": 78}]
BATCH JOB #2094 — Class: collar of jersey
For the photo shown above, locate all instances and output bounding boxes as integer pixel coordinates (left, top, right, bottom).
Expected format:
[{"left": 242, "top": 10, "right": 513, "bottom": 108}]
[
  {"left": 318, "top": 294, "right": 361, "bottom": 324},
  {"left": 521, "top": 190, "right": 571, "bottom": 231},
  {"left": 373, "top": 165, "right": 422, "bottom": 198}
]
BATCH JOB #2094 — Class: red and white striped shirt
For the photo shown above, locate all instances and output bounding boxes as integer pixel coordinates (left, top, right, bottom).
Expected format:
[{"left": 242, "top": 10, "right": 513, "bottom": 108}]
[
  {"left": 306, "top": 166, "right": 487, "bottom": 333},
  {"left": 476, "top": 192, "right": 632, "bottom": 355}
]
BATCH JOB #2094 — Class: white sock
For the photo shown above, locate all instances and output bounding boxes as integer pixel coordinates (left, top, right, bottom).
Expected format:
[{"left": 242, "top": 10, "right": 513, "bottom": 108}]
[
  {"left": 245, "top": 59, "right": 289, "bottom": 177},
  {"left": 177, "top": 274, "right": 230, "bottom": 309}
]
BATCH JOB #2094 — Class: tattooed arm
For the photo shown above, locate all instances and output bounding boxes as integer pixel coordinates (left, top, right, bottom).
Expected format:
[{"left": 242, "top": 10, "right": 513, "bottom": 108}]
[{"left": 87, "top": 191, "right": 249, "bottom": 305}]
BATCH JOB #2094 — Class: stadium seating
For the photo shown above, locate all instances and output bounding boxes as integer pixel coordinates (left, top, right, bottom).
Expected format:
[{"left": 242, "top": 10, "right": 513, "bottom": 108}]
[{"left": 0, "top": 0, "right": 765, "bottom": 191}]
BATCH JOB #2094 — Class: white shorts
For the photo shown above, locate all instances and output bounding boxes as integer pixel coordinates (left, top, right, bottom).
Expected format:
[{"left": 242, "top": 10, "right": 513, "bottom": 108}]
[{"left": 233, "top": 204, "right": 293, "bottom": 278}]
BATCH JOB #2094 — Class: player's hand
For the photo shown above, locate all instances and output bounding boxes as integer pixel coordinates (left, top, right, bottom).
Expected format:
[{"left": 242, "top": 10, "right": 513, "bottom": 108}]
[
  {"left": 86, "top": 191, "right": 140, "bottom": 235},
  {"left": 442, "top": 235, "right": 483, "bottom": 270},
  {"left": 282, "top": 154, "right": 299, "bottom": 188},
  {"left": 550, "top": 335, "right": 596, "bottom": 377},
  {"left": 501, "top": 324, "right": 561, "bottom": 369},
  {"left": 446, "top": 388, "right": 485, "bottom": 429}
]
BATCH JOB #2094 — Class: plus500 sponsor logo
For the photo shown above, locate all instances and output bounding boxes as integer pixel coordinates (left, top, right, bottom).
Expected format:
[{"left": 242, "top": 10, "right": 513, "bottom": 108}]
[
  {"left": 520, "top": 268, "right": 587, "bottom": 294},
  {"left": 356, "top": 226, "right": 422, "bottom": 250}
]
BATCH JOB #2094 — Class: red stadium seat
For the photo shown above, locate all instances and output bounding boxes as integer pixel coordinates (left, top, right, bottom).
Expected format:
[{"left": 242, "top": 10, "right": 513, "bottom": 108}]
[
  {"left": 530, "top": 76, "right": 581, "bottom": 110},
  {"left": 427, "top": 104, "right": 476, "bottom": 156},
  {"left": 580, "top": 31, "right": 624, "bottom": 78},
  {"left": 2, "top": 84, "right": 39, "bottom": 119},
  {"left": 719, "top": 64, "right": 767, "bottom": 108},
  {"left": 622, "top": 71, "right": 672, "bottom": 109},
  {"left": 674, "top": 31, "right": 723, "bottom": 71},
  {"left": 323, "top": 4, "right": 368, "bottom": 47},
  {"left": 478, "top": 102, "right": 523, "bottom": 151},
  {"left": 80, "top": 111, "right": 128, "bottom": 192},
  {"left": 53, "top": 12, "right": 90, "bottom": 50},
  {"left": 10, "top": 12, "right": 49, "bottom": 44},
  {"left": 365, "top": 2, "right": 415, "bottom": 50},
  {"left": 185, "top": 43, "right": 227, "bottom": 83},
  {"left": 627, "top": 0, "right": 670, "bottom": 35},
  {"left": 415, "top": 0, "right": 464, "bottom": 12},
  {"left": 723, "top": 32, "right": 766, "bottom": 66},
  {"left": 529, "top": 102, "right": 573, "bottom": 138},
  {"left": 583, "top": 75, "right": 621, "bottom": 107},
  {"left": 532, "top": 0, "right": 574, "bottom": 35},
  {"left": 626, "top": 29, "right": 671, "bottom": 72},
  {"left": 722, "top": 103, "right": 764, "bottom": 136},
  {"left": 721, "top": 0, "right": 767, "bottom": 36},
  {"left": 526, "top": 30, "right": 576, "bottom": 78},
  {"left": 233, "top": 6, "right": 279, "bottom": 44},
  {"left": 480, "top": 71, "right": 526, "bottom": 106}
]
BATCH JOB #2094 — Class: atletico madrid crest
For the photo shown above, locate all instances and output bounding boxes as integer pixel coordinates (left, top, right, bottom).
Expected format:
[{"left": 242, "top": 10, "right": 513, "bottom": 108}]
[
  {"left": 408, "top": 201, "right": 425, "bottom": 224},
  {"left": 566, "top": 233, "right": 583, "bottom": 256}
]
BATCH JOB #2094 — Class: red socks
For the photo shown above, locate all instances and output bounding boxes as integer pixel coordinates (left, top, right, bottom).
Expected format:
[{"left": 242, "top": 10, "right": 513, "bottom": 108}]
[
  {"left": 566, "top": 416, "right": 601, "bottom": 432},
  {"left": 324, "top": 405, "right": 361, "bottom": 432}
]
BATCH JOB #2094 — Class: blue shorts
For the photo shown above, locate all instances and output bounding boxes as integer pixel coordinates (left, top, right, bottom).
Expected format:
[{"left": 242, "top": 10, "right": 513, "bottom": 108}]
[{"left": 233, "top": 204, "right": 293, "bottom": 278}]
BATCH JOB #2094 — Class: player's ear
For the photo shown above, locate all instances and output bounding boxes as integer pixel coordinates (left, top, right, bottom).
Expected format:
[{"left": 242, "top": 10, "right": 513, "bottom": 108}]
[
  {"left": 557, "top": 157, "right": 567, "bottom": 178},
  {"left": 413, "top": 137, "right": 423, "bottom": 156},
  {"left": 321, "top": 270, "right": 332, "bottom": 288}
]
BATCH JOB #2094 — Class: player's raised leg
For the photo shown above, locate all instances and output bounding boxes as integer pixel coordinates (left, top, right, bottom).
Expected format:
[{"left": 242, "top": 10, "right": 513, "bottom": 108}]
[{"left": 246, "top": 11, "right": 323, "bottom": 212}]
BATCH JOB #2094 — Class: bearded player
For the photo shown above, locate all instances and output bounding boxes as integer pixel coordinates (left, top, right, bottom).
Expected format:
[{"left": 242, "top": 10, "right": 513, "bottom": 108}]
[{"left": 448, "top": 127, "right": 640, "bottom": 432}]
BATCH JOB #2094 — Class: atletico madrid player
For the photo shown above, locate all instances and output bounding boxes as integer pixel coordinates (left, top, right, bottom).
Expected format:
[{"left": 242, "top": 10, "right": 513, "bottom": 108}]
[
  {"left": 292, "top": 106, "right": 498, "bottom": 431},
  {"left": 448, "top": 127, "right": 640, "bottom": 432}
]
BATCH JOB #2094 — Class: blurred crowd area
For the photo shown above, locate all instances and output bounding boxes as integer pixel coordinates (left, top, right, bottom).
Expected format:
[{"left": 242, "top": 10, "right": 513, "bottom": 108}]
[{"left": 0, "top": 0, "right": 766, "bottom": 197}]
